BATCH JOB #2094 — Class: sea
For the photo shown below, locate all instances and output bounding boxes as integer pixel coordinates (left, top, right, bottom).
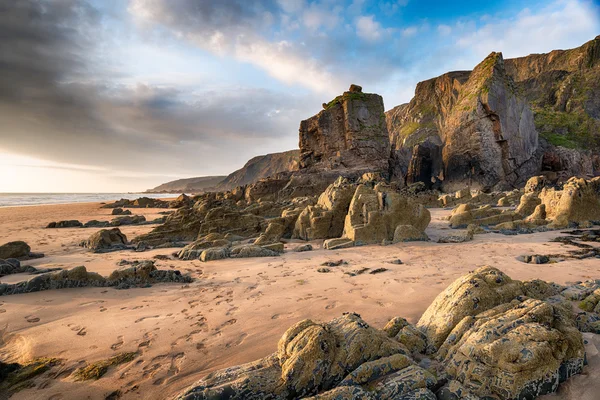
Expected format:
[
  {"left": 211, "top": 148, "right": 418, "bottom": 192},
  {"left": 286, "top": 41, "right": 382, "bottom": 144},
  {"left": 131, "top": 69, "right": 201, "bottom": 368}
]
[{"left": 0, "top": 193, "right": 182, "bottom": 208}]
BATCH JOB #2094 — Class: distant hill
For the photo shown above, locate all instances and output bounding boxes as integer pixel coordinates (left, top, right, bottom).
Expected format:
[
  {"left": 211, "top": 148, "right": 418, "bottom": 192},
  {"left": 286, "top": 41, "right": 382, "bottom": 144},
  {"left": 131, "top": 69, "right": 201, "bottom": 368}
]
[
  {"left": 146, "top": 176, "right": 226, "bottom": 193},
  {"left": 147, "top": 149, "right": 300, "bottom": 193},
  {"left": 215, "top": 149, "right": 299, "bottom": 190}
]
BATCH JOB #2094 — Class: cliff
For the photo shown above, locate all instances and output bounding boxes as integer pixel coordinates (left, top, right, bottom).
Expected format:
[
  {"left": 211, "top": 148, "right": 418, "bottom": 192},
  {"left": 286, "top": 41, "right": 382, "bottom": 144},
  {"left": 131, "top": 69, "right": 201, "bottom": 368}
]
[
  {"left": 146, "top": 176, "right": 226, "bottom": 193},
  {"left": 388, "top": 35, "right": 600, "bottom": 191}
]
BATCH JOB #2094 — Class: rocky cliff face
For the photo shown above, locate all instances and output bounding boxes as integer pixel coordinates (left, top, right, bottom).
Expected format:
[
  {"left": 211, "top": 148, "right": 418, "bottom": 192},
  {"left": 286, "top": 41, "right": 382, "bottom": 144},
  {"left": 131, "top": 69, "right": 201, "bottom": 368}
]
[
  {"left": 299, "top": 85, "right": 390, "bottom": 174},
  {"left": 147, "top": 176, "right": 226, "bottom": 193},
  {"left": 388, "top": 36, "right": 600, "bottom": 191}
]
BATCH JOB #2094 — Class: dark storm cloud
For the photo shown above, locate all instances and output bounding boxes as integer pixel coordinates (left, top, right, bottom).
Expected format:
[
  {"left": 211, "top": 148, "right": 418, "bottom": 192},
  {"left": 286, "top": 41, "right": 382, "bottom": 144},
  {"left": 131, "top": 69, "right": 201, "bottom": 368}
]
[{"left": 0, "top": 0, "right": 315, "bottom": 177}]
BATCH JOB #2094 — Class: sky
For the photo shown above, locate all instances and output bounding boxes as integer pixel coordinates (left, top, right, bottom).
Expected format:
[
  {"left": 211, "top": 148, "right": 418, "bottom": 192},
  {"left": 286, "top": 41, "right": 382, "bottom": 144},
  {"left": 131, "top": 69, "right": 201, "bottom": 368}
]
[{"left": 0, "top": 0, "right": 599, "bottom": 193}]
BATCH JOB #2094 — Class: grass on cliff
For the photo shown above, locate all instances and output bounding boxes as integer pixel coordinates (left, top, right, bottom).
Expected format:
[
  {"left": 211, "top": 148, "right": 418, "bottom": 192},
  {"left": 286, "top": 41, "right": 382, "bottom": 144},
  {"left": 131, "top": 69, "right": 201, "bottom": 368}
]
[
  {"left": 324, "top": 92, "right": 367, "bottom": 110},
  {"left": 534, "top": 107, "right": 599, "bottom": 149},
  {"left": 74, "top": 352, "right": 138, "bottom": 381}
]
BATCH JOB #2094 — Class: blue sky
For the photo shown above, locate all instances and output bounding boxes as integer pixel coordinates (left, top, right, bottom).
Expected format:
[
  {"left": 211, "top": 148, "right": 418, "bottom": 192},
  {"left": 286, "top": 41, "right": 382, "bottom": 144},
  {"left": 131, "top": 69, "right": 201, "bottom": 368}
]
[{"left": 0, "top": 0, "right": 599, "bottom": 192}]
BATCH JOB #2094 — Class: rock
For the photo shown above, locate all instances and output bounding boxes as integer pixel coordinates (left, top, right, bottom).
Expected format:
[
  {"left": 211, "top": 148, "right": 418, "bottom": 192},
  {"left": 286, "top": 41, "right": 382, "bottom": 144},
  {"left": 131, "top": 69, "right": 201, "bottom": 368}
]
[
  {"left": 417, "top": 266, "right": 524, "bottom": 352},
  {"left": 255, "top": 222, "right": 286, "bottom": 246},
  {"left": 323, "top": 238, "right": 354, "bottom": 250},
  {"left": 0, "top": 263, "right": 192, "bottom": 296},
  {"left": 199, "top": 247, "right": 231, "bottom": 262},
  {"left": 294, "top": 244, "right": 313, "bottom": 252},
  {"left": 81, "top": 228, "right": 128, "bottom": 253},
  {"left": 111, "top": 208, "right": 131, "bottom": 215},
  {"left": 46, "top": 220, "right": 83, "bottom": 228},
  {"left": 392, "top": 225, "right": 429, "bottom": 242},
  {"left": 178, "top": 236, "right": 231, "bottom": 260},
  {"left": 299, "top": 87, "right": 391, "bottom": 174},
  {"left": 437, "top": 229, "right": 474, "bottom": 243},
  {"left": 110, "top": 215, "right": 146, "bottom": 226},
  {"left": 83, "top": 220, "right": 110, "bottom": 228},
  {"left": 169, "top": 193, "right": 192, "bottom": 208},
  {"left": 261, "top": 242, "right": 284, "bottom": 253},
  {"left": 541, "top": 177, "right": 600, "bottom": 227},
  {"left": 293, "top": 177, "right": 356, "bottom": 240},
  {"left": 524, "top": 175, "right": 549, "bottom": 194},
  {"left": 438, "top": 298, "right": 585, "bottom": 399},
  {"left": 338, "top": 184, "right": 430, "bottom": 245},
  {"left": 0, "top": 241, "right": 31, "bottom": 259},
  {"left": 230, "top": 244, "right": 279, "bottom": 259},
  {"left": 101, "top": 197, "right": 170, "bottom": 209}
]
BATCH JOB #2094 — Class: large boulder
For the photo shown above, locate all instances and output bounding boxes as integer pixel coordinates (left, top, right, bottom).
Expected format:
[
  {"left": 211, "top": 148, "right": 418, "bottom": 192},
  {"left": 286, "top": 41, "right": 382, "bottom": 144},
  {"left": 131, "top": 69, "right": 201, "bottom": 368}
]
[
  {"left": 292, "top": 177, "right": 356, "bottom": 240},
  {"left": 340, "top": 184, "right": 430, "bottom": 245},
  {"left": 0, "top": 241, "right": 31, "bottom": 259},
  {"left": 541, "top": 177, "right": 600, "bottom": 227},
  {"left": 81, "top": 228, "right": 128, "bottom": 253},
  {"left": 438, "top": 298, "right": 585, "bottom": 399},
  {"left": 417, "top": 266, "right": 524, "bottom": 352}
]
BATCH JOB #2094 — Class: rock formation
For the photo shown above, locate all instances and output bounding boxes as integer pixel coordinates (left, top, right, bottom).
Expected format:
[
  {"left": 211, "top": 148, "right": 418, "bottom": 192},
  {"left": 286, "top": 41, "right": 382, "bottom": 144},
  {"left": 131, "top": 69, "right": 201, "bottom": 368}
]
[
  {"left": 299, "top": 85, "right": 390, "bottom": 174},
  {"left": 81, "top": 228, "right": 128, "bottom": 253},
  {"left": 388, "top": 36, "right": 600, "bottom": 191},
  {"left": 175, "top": 266, "right": 590, "bottom": 400},
  {"left": 0, "top": 261, "right": 192, "bottom": 296}
]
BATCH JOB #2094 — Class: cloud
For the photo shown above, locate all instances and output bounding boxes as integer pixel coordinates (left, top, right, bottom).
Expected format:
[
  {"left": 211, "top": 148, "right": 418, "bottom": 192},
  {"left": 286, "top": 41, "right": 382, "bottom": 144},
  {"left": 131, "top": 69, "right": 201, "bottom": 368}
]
[
  {"left": 454, "top": 0, "right": 600, "bottom": 60},
  {"left": 437, "top": 24, "right": 452, "bottom": 35},
  {"left": 356, "top": 15, "right": 383, "bottom": 41}
]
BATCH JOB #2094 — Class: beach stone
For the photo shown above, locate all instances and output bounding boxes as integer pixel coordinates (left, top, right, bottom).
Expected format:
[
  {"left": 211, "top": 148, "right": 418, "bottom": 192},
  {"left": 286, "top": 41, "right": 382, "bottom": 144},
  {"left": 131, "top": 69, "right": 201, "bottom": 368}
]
[
  {"left": 178, "top": 238, "right": 231, "bottom": 260},
  {"left": 261, "top": 242, "right": 284, "bottom": 253},
  {"left": 200, "top": 247, "right": 231, "bottom": 262},
  {"left": 81, "top": 228, "right": 128, "bottom": 253},
  {"left": 294, "top": 244, "right": 313, "bottom": 252},
  {"left": 110, "top": 215, "right": 146, "bottom": 226},
  {"left": 0, "top": 241, "right": 31, "bottom": 259},
  {"left": 46, "top": 220, "right": 83, "bottom": 228},
  {"left": 323, "top": 238, "right": 355, "bottom": 250},
  {"left": 230, "top": 244, "right": 279, "bottom": 258},
  {"left": 111, "top": 208, "right": 131, "bottom": 215},
  {"left": 393, "top": 225, "right": 429, "bottom": 242},
  {"left": 83, "top": 220, "right": 110, "bottom": 228}
]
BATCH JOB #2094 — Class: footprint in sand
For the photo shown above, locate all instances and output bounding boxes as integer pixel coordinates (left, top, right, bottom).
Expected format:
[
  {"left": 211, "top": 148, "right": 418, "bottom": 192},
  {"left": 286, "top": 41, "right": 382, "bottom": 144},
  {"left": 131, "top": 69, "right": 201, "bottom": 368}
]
[
  {"left": 111, "top": 336, "right": 124, "bottom": 351},
  {"left": 25, "top": 315, "right": 40, "bottom": 323},
  {"left": 135, "top": 315, "right": 160, "bottom": 323},
  {"left": 221, "top": 319, "right": 237, "bottom": 327},
  {"left": 152, "top": 352, "right": 185, "bottom": 385},
  {"left": 225, "top": 333, "right": 248, "bottom": 349},
  {"left": 325, "top": 302, "right": 337, "bottom": 310},
  {"left": 0, "top": 309, "right": 5, "bottom": 314}
]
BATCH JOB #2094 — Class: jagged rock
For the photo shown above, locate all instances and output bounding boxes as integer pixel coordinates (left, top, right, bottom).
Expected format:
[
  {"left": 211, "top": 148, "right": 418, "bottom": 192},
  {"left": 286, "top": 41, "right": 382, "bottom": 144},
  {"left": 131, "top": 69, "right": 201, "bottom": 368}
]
[
  {"left": 170, "top": 193, "right": 192, "bottom": 208},
  {"left": 255, "top": 222, "right": 285, "bottom": 246},
  {"left": 417, "top": 266, "right": 524, "bottom": 352},
  {"left": 299, "top": 86, "right": 391, "bottom": 174},
  {"left": 110, "top": 215, "right": 146, "bottom": 226},
  {"left": 46, "top": 220, "right": 83, "bottom": 228},
  {"left": 438, "top": 298, "right": 585, "bottom": 399},
  {"left": 323, "top": 238, "right": 355, "bottom": 250},
  {"left": 392, "top": 225, "right": 429, "bottom": 243},
  {"left": 178, "top": 236, "right": 231, "bottom": 260},
  {"left": 339, "top": 184, "right": 430, "bottom": 245},
  {"left": 200, "top": 247, "right": 231, "bottom": 262},
  {"left": 230, "top": 244, "right": 279, "bottom": 259},
  {"left": 541, "top": 177, "right": 600, "bottom": 228},
  {"left": 81, "top": 228, "right": 128, "bottom": 253},
  {"left": 111, "top": 208, "right": 131, "bottom": 215},
  {"left": 524, "top": 176, "right": 548, "bottom": 194},
  {"left": 0, "top": 262, "right": 192, "bottom": 296},
  {"left": 0, "top": 258, "right": 36, "bottom": 277},
  {"left": 261, "top": 242, "right": 284, "bottom": 253},
  {"left": 101, "top": 197, "right": 170, "bottom": 209},
  {"left": 293, "top": 177, "right": 356, "bottom": 240},
  {"left": 294, "top": 244, "right": 313, "bottom": 252},
  {"left": 0, "top": 241, "right": 31, "bottom": 259}
]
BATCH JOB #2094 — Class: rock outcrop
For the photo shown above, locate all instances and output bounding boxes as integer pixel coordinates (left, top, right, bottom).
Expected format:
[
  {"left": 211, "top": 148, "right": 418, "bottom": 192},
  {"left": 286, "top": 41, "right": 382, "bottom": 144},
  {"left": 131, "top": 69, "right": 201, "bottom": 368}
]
[
  {"left": 300, "top": 85, "right": 390, "bottom": 174},
  {"left": 388, "top": 36, "right": 600, "bottom": 190},
  {"left": 0, "top": 261, "right": 192, "bottom": 296},
  {"left": 81, "top": 228, "right": 128, "bottom": 253}
]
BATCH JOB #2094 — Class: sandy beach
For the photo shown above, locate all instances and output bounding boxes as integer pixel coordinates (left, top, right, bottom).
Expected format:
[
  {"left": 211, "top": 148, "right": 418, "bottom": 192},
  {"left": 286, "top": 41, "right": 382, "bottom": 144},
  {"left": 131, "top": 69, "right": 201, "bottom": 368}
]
[{"left": 1, "top": 202, "right": 599, "bottom": 399}]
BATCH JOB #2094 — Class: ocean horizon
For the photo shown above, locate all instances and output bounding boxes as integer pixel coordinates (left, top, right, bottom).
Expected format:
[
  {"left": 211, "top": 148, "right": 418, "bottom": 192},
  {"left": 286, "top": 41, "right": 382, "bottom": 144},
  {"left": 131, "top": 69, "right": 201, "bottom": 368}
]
[{"left": 0, "top": 192, "right": 183, "bottom": 208}]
